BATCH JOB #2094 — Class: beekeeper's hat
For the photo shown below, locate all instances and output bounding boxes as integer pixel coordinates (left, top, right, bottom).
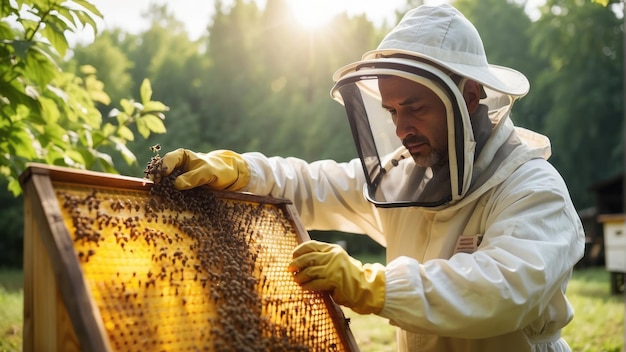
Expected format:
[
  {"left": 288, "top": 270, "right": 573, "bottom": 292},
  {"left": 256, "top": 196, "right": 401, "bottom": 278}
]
[{"left": 334, "top": 4, "right": 529, "bottom": 98}]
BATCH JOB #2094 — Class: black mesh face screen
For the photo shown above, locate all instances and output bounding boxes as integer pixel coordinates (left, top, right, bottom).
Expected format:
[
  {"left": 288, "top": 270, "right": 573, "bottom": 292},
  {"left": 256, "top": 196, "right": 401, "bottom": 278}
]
[
  {"left": 333, "top": 62, "right": 467, "bottom": 208},
  {"left": 338, "top": 83, "right": 384, "bottom": 193}
]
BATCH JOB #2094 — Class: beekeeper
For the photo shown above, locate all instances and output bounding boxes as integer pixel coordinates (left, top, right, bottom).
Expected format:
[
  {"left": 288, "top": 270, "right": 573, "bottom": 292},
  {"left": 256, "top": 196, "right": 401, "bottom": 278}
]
[{"left": 160, "top": 4, "right": 585, "bottom": 351}]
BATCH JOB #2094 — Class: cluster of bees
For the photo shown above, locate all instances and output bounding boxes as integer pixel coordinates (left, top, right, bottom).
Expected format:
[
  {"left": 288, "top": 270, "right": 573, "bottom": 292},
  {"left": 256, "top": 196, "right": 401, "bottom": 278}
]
[{"left": 52, "top": 149, "right": 349, "bottom": 351}]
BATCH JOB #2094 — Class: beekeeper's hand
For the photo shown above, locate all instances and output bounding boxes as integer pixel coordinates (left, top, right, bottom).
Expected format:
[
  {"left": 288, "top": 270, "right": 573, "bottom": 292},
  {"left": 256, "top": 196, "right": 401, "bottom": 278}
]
[
  {"left": 288, "top": 240, "right": 386, "bottom": 314},
  {"left": 161, "top": 148, "right": 250, "bottom": 191}
]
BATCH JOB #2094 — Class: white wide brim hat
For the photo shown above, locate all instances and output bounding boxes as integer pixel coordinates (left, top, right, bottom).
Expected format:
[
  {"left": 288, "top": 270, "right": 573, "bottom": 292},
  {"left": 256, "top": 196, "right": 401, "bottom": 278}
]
[{"left": 334, "top": 4, "right": 529, "bottom": 97}]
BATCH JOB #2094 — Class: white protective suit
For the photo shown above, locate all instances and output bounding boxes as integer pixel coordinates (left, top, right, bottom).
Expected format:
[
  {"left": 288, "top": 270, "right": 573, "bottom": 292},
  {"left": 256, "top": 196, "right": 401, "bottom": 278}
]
[{"left": 242, "top": 4, "right": 585, "bottom": 352}]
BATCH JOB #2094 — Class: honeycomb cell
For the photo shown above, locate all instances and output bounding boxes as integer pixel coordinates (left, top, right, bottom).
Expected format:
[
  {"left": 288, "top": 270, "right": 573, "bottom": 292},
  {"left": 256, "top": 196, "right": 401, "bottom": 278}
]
[{"left": 49, "top": 162, "right": 354, "bottom": 351}]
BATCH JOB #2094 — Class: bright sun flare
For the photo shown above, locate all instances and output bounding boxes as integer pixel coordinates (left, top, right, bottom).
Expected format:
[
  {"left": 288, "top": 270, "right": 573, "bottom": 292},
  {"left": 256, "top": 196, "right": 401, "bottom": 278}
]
[{"left": 287, "top": 0, "right": 340, "bottom": 29}]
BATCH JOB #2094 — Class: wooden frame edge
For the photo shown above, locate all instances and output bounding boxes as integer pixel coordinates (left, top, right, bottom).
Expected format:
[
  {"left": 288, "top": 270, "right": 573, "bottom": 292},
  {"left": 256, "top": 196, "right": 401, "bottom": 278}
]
[
  {"left": 284, "top": 203, "right": 361, "bottom": 352},
  {"left": 23, "top": 172, "right": 112, "bottom": 351}
]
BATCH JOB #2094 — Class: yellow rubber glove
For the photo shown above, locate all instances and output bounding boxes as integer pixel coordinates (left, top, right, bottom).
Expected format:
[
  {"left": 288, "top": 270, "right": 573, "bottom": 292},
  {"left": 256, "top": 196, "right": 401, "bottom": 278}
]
[
  {"left": 288, "top": 240, "right": 386, "bottom": 314},
  {"left": 160, "top": 148, "right": 250, "bottom": 191}
]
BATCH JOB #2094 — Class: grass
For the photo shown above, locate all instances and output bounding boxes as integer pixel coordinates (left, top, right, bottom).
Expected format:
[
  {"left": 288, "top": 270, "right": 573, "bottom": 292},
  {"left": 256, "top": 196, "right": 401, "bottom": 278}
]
[
  {"left": 0, "top": 268, "right": 622, "bottom": 351},
  {"left": 562, "top": 269, "right": 624, "bottom": 351},
  {"left": 345, "top": 267, "right": 625, "bottom": 352},
  {"left": 0, "top": 269, "right": 23, "bottom": 352}
]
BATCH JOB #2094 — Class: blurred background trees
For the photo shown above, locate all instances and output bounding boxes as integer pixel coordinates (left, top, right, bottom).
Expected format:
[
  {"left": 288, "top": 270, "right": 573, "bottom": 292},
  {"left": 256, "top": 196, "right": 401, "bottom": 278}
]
[
  {"left": 0, "top": 0, "right": 623, "bottom": 267},
  {"left": 1, "top": 0, "right": 169, "bottom": 195}
]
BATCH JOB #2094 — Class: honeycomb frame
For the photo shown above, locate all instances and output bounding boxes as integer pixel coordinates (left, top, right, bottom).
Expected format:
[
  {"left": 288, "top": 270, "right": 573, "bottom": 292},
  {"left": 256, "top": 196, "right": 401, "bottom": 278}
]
[{"left": 20, "top": 163, "right": 359, "bottom": 352}]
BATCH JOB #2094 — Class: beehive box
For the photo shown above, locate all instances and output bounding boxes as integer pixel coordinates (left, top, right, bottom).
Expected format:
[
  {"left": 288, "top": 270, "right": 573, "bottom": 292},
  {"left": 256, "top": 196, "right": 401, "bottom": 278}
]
[
  {"left": 598, "top": 214, "right": 626, "bottom": 273},
  {"left": 598, "top": 214, "right": 626, "bottom": 294},
  {"left": 19, "top": 163, "right": 359, "bottom": 352}
]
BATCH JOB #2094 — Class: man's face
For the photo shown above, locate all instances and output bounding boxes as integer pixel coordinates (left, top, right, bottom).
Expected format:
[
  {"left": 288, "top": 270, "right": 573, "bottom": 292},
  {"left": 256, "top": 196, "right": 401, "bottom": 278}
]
[{"left": 379, "top": 76, "right": 448, "bottom": 167}]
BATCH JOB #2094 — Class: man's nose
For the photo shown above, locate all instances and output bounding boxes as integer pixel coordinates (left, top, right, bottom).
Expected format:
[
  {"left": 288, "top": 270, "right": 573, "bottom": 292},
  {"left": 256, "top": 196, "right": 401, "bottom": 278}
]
[{"left": 395, "top": 114, "right": 414, "bottom": 140}]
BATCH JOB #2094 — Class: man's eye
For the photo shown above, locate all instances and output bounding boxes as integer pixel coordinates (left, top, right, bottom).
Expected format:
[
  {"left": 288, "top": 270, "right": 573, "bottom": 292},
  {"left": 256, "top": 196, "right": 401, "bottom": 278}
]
[{"left": 411, "top": 106, "right": 425, "bottom": 113}]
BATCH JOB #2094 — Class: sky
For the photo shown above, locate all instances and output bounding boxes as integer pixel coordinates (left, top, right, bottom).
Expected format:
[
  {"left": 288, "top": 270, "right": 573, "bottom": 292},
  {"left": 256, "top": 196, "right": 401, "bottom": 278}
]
[
  {"left": 71, "top": 0, "right": 548, "bottom": 46},
  {"left": 73, "top": 0, "right": 447, "bottom": 44}
]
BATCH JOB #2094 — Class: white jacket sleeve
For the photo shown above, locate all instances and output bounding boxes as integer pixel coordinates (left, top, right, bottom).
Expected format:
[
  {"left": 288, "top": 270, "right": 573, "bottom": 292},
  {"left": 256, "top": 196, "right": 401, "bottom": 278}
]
[
  {"left": 379, "top": 160, "right": 585, "bottom": 339},
  {"left": 242, "top": 152, "right": 386, "bottom": 246}
]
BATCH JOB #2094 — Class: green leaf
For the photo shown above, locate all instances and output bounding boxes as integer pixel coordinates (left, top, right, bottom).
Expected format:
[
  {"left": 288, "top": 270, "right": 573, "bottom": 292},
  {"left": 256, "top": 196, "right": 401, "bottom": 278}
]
[
  {"left": 9, "top": 127, "right": 37, "bottom": 159},
  {"left": 120, "top": 99, "right": 134, "bottom": 115},
  {"left": 143, "top": 101, "right": 169, "bottom": 114},
  {"left": 117, "top": 125, "right": 135, "bottom": 141},
  {"left": 42, "top": 122, "right": 67, "bottom": 145},
  {"left": 135, "top": 116, "right": 150, "bottom": 139},
  {"left": 8, "top": 178, "right": 22, "bottom": 197},
  {"left": 84, "top": 75, "right": 111, "bottom": 105},
  {"left": 141, "top": 114, "right": 167, "bottom": 134},
  {"left": 18, "top": 18, "right": 40, "bottom": 39},
  {"left": 90, "top": 90, "right": 111, "bottom": 105},
  {"left": 55, "top": 7, "right": 77, "bottom": 28},
  {"left": 10, "top": 40, "right": 35, "bottom": 60},
  {"left": 13, "top": 104, "right": 36, "bottom": 124},
  {"left": 0, "top": 80, "right": 41, "bottom": 113},
  {"left": 80, "top": 65, "right": 97, "bottom": 75},
  {"left": 82, "top": 108, "right": 102, "bottom": 129},
  {"left": 101, "top": 122, "right": 117, "bottom": 138},
  {"left": 65, "top": 148, "right": 87, "bottom": 166},
  {"left": 24, "top": 48, "right": 58, "bottom": 87},
  {"left": 0, "top": 164, "right": 10, "bottom": 178},
  {"left": 88, "top": 130, "right": 107, "bottom": 148},
  {"left": 73, "top": 0, "right": 103, "bottom": 18},
  {"left": 592, "top": 0, "right": 609, "bottom": 6},
  {"left": 78, "top": 128, "right": 92, "bottom": 148},
  {"left": 44, "top": 145, "right": 65, "bottom": 165},
  {"left": 84, "top": 74, "right": 104, "bottom": 91},
  {"left": 41, "top": 16, "right": 70, "bottom": 58},
  {"left": 115, "top": 111, "right": 130, "bottom": 125},
  {"left": 73, "top": 10, "right": 99, "bottom": 35},
  {"left": 0, "top": 22, "right": 15, "bottom": 41},
  {"left": 38, "top": 96, "right": 60, "bottom": 124},
  {"left": 0, "top": 2, "right": 18, "bottom": 18},
  {"left": 46, "top": 84, "right": 68, "bottom": 102},
  {"left": 139, "top": 78, "right": 152, "bottom": 104},
  {"left": 60, "top": 148, "right": 91, "bottom": 169}
]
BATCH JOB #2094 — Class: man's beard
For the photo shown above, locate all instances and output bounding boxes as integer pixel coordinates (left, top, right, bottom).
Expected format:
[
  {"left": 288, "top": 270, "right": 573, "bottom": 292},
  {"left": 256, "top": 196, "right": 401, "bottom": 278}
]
[{"left": 403, "top": 135, "right": 446, "bottom": 168}]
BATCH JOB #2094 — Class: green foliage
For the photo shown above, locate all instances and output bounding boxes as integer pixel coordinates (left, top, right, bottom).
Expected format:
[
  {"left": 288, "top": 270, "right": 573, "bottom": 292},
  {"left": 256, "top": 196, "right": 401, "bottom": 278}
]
[
  {"left": 457, "top": 0, "right": 623, "bottom": 209},
  {"left": 454, "top": 0, "right": 547, "bottom": 133},
  {"left": 527, "top": 0, "right": 623, "bottom": 208},
  {"left": 67, "top": 31, "right": 134, "bottom": 103},
  {"left": 203, "top": 0, "right": 380, "bottom": 161},
  {"left": 0, "top": 0, "right": 169, "bottom": 196}
]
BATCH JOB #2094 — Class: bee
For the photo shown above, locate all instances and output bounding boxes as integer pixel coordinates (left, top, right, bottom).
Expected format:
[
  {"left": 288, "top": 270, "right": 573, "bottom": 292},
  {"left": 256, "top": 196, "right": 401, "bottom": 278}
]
[{"left": 150, "top": 144, "right": 161, "bottom": 153}]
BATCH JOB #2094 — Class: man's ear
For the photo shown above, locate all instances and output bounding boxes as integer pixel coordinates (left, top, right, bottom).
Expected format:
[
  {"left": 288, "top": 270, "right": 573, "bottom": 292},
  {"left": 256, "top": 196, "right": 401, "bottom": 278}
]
[{"left": 463, "top": 80, "right": 481, "bottom": 114}]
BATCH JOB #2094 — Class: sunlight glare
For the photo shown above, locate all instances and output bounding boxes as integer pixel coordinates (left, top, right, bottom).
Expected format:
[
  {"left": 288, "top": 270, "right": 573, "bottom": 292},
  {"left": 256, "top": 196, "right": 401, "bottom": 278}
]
[{"left": 287, "top": 0, "right": 339, "bottom": 29}]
